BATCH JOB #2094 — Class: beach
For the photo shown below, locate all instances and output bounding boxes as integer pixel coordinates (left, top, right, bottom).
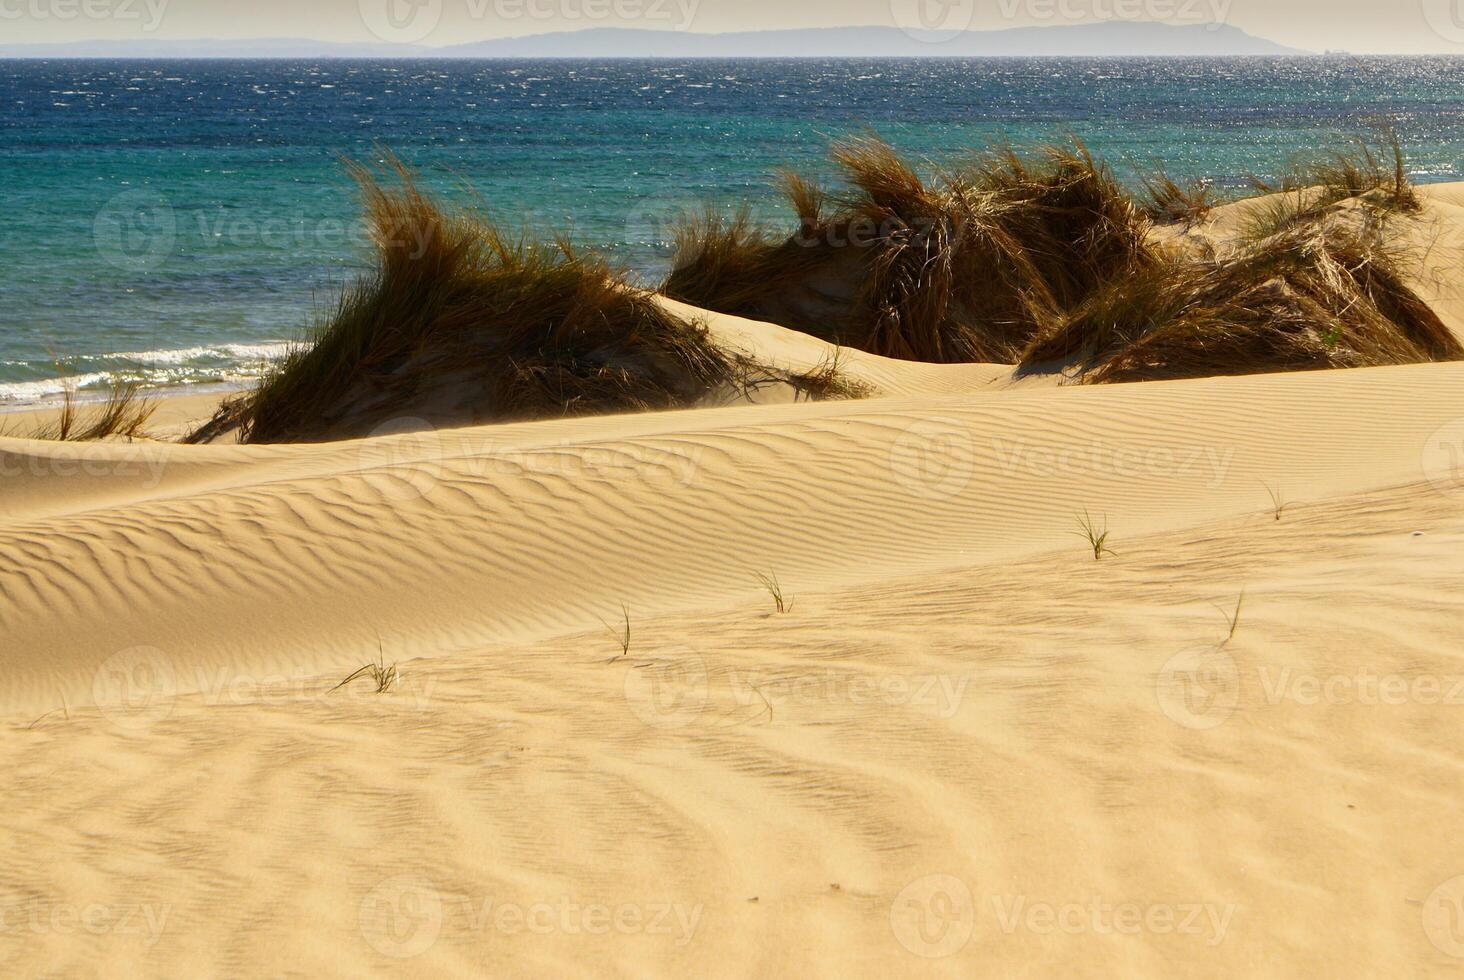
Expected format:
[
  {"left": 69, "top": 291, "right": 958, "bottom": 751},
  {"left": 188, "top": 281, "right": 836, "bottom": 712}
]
[{"left": 4, "top": 171, "right": 1464, "bottom": 976}]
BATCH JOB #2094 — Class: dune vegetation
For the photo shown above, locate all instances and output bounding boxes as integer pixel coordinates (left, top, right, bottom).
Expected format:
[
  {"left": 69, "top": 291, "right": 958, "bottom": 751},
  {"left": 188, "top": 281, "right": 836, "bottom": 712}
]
[
  {"left": 665, "top": 133, "right": 1459, "bottom": 381},
  {"left": 188, "top": 159, "right": 866, "bottom": 444},
  {"left": 663, "top": 137, "right": 1156, "bottom": 364},
  {"left": 168, "top": 134, "right": 1461, "bottom": 444},
  {"left": 0, "top": 382, "right": 156, "bottom": 442}
]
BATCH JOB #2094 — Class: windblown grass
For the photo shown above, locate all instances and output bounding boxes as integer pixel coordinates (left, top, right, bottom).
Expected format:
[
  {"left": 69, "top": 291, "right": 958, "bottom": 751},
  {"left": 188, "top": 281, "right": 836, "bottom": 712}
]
[
  {"left": 1244, "top": 132, "right": 1421, "bottom": 240},
  {"left": 1022, "top": 216, "right": 1462, "bottom": 382},
  {"left": 191, "top": 157, "right": 750, "bottom": 443},
  {"left": 3, "top": 382, "right": 157, "bottom": 442},
  {"left": 663, "top": 136, "right": 1155, "bottom": 364},
  {"left": 1141, "top": 169, "right": 1215, "bottom": 228}
]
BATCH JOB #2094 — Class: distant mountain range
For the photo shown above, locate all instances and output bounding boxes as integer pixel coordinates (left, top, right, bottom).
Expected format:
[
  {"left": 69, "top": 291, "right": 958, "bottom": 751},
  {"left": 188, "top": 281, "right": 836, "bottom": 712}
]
[{"left": 0, "top": 23, "right": 1309, "bottom": 59}]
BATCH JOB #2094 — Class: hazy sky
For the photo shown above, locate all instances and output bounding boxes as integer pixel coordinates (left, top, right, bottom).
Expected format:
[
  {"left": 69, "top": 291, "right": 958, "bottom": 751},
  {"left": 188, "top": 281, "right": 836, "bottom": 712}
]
[{"left": 6, "top": 0, "right": 1464, "bottom": 54}]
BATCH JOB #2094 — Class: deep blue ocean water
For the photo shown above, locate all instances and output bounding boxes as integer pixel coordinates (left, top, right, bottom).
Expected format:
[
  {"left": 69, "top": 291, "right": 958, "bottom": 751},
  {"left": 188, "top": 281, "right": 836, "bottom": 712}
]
[{"left": 6, "top": 56, "right": 1464, "bottom": 402}]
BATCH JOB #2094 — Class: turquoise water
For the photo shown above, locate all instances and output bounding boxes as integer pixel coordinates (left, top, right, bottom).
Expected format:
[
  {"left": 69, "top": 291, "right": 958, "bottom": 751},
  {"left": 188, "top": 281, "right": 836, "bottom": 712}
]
[{"left": 7, "top": 56, "right": 1464, "bottom": 402}]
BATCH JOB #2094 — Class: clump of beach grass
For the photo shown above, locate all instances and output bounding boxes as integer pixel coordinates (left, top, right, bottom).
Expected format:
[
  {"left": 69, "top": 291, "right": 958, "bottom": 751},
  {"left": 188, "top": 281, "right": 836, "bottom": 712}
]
[
  {"left": 189, "top": 156, "right": 749, "bottom": 443},
  {"left": 663, "top": 135, "right": 1155, "bottom": 365},
  {"left": 1141, "top": 169, "right": 1215, "bottom": 228},
  {"left": 754, "top": 571, "right": 792, "bottom": 613},
  {"left": 1075, "top": 510, "right": 1117, "bottom": 561},
  {"left": 1244, "top": 131, "right": 1421, "bottom": 241},
  {"left": 331, "top": 639, "right": 398, "bottom": 695},
  {"left": 3, "top": 381, "right": 157, "bottom": 442},
  {"left": 1022, "top": 215, "right": 1462, "bottom": 382}
]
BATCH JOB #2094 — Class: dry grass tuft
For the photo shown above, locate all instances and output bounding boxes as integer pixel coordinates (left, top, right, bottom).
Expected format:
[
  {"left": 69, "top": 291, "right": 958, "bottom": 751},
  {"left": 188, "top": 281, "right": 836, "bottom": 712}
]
[
  {"left": 1141, "top": 169, "right": 1215, "bottom": 228},
  {"left": 663, "top": 136, "right": 1155, "bottom": 365},
  {"left": 331, "top": 638, "right": 398, "bottom": 694},
  {"left": 3, "top": 382, "right": 157, "bottom": 442},
  {"left": 754, "top": 570, "right": 792, "bottom": 613},
  {"left": 1022, "top": 216, "right": 1462, "bottom": 382},
  {"left": 1244, "top": 132, "right": 1421, "bottom": 241},
  {"left": 189, "top": 156, "right": 752, "bottom": 443}
]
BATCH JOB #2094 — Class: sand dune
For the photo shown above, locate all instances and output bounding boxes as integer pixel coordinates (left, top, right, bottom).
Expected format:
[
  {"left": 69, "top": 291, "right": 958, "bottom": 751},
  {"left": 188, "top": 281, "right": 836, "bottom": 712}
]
[
  {"left": 3, "top": 360, "right": 1462, "bottom": 720},
  {"left": 6, "top": 186, "right": 1464, "bottom": 974},
  {"left": 4, "top": 438, "right": 1464, "bottom": 975}
]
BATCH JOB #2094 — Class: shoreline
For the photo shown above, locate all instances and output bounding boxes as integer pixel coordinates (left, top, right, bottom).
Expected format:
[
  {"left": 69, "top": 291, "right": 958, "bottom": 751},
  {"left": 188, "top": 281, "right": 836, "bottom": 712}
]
[{"left": 0, "top": 379, "right": 248, "bottom": 416}]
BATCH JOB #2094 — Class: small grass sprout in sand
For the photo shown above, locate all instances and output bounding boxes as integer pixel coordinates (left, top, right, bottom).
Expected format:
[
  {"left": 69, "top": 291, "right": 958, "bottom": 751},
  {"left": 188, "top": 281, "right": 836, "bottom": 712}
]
[
  {"left": 1075, "top": 509, "right": 1117, "bottom": 561},
  {"left": 1141, "top": 168, "right": 1216, "bottom": 228},
  {"left": 1263, "top": 483, "right": 1290, "bottom": 521},
  {"left": 603, "top": 603, "right": 632, "bottom": 660},
  {"left": 754, "top": 571, "right": 792, "bottom": 613},
  {"left": 1213, "top": 589, "right": 1246, "bottom": 644},
  {"left": 331, "top": 638, "right": 399, "bottom": 695}
]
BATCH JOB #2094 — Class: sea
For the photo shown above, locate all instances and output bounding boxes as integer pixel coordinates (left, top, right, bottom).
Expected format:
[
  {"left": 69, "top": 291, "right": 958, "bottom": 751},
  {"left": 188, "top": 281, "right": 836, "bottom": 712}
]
[{"left": 6, "top": 56, "right": 1464, "bottom": 404}]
